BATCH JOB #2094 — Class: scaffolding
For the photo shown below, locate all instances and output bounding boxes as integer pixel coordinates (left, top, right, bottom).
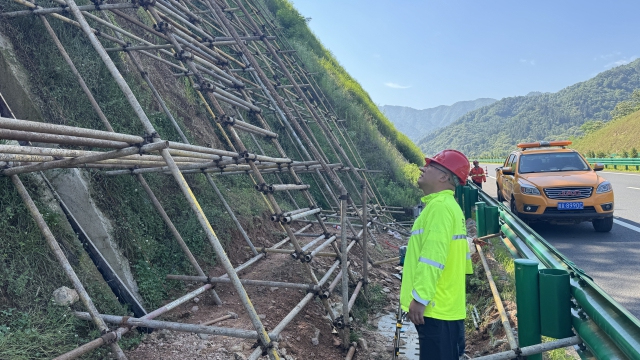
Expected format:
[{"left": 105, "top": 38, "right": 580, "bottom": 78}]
[{"left": 0, "top": 0, "right": 411, "bottom": 358}]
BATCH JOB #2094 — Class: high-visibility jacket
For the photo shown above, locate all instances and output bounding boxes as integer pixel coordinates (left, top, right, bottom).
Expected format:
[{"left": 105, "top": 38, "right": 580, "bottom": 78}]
[
  {"left": 469, "top": 166, "right": 486, "bottom": 183},
  {"left": 400, "top": 190, "right": 472, "bottom": 321}
]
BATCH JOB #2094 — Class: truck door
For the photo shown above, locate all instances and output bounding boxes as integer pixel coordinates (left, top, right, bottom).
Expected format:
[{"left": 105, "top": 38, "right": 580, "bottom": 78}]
[{"left": 503, "top": 154, "right": 516, "bottom": 199}]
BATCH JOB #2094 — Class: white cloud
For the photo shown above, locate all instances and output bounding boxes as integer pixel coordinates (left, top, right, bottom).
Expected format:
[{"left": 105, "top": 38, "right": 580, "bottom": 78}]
[
  {"left": 384, "top": 82, "right": 411, "bottom": 89},
  {"left": 594, "top": 52, "right": 621, "bottom": 61},
  {"left": 604, "top": 56, "right": 638, "bottom": 69},
  {"left": 520, "top": 59, "right": 535, "bottom": 66}
]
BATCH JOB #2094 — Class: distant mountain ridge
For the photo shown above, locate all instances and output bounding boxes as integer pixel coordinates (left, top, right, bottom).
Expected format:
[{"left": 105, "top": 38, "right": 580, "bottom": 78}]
[
  {"left": 379, "top": 98, "right": 497, "bottom": 142},
  {"left": 418, "top": 59, "right": 640, "bottom": 157}
]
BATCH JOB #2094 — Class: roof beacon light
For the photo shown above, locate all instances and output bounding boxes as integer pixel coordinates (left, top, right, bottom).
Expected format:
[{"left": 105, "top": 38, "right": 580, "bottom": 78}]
[{"left": 517, "top": 140, "right": 572, "bottom": 149}]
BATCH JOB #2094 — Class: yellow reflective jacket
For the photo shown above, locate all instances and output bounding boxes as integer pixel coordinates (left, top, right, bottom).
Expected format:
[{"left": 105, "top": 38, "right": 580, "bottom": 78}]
[{"left": 400, "top": 190, "right": 472, "bottom": 321}]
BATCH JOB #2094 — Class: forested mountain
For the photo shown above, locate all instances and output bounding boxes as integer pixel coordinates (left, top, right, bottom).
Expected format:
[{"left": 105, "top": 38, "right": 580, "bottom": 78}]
[
  {"left": 418, "top": 59, "right": 640, "bottom": 157},
  {"left": 379, "top": 98, "right": 496, "bottom": 142}
]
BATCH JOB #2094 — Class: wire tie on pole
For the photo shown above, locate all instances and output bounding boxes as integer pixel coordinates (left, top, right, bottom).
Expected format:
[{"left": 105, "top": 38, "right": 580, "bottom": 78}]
[{"left": 119, "top": 316, "right": 131, "bottom": 328}]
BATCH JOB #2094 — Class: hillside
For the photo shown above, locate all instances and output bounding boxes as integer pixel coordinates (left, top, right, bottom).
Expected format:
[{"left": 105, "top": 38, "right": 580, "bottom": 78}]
[
  {"left": 380, "top": 98, "right": 496, "bottom": 142},
  {"left": 418, "top": 59, "right": 640, "bottom": 157},
  {"left": 0, "top": 0, "right": 423, "bottom": 358},
  {"left": 572, "top": 109, "right": 640, "bottom": 156}
]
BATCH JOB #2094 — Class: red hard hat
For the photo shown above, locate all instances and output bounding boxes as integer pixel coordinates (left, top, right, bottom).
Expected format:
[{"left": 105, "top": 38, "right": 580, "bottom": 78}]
[{"left": 425, "top": 149, "right": 470, "bottom": 185}]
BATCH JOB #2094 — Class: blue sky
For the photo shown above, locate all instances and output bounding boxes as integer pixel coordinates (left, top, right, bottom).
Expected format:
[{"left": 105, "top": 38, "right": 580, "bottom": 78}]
[{"left": 292, "top": 1, "right": 639, "bottom": 109}]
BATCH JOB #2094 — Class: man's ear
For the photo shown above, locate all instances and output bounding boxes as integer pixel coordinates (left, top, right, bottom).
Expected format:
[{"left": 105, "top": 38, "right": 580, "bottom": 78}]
[{"left": 438, "top": 171, "right": 450, "bottom": 183}]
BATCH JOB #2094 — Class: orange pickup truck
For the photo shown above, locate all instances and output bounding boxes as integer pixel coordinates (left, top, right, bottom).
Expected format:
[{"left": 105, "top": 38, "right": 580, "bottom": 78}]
[{"left": 495, "top": 141, "right": 614, "bottom": 232}]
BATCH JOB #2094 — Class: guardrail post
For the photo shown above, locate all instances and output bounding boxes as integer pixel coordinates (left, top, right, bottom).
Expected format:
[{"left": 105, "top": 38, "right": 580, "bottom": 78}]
[
  {"left": 539, "top": 269, "right": 573, "bottom": 339},
  {"left": 469, "top": 187, "right": 478, "bottom": 220},
  {"left": 455, "top": 184, "right": 463, "bottom": 207},
  {"left": 476, "top": 202, "right": 486, "bottom": 237},
  {"left": 463, "top": 185, "right": 471, "bottom": 219},
  {"left": 515, "top": 259, "right": 542, "bottom": 360},
  {"left": 485, "top": 206, "right": 500, "bottom": 235}
]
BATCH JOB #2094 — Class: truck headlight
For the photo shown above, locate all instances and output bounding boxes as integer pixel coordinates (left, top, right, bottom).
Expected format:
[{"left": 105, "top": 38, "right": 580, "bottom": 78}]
[
  {"left": 520, "top": 184, "right": 540, "bottom": 195},
  {"left": 596, "top": 181, "right": 612, "bottom": 193}
]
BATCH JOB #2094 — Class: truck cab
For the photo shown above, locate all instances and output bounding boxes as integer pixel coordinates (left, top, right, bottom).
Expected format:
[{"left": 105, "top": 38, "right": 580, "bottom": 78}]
[{"left": 495, "top": 141, "right": 614, "bottom": 232}]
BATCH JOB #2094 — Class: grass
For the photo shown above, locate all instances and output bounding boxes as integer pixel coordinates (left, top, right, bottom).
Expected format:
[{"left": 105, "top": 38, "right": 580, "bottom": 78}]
[
  {"left": 483, "top": 238, "right": 577, "bottom": 360},
  {"left": 0, "top": 175, "right": 127, "bottom": 359},
  {"left": 0, "top": 0, "right": 423, "bottom": 357},
  {"left": 571, "top": 109, "right": 640, "bottom": 156}
]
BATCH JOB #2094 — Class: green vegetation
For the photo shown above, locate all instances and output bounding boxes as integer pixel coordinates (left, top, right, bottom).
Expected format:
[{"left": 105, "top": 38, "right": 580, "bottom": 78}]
[
  {"left": 0, "top": 175, "right": 127, "bottom": 359},
  {"left": 572, "top": 109, "right": 640, "bottom": 157},
  {"left": 262, "top": 0, "right": 425, "bottom": 178},
  {"left": 419, "top": 59, "right": 640, "bottom": 158},
  {"left": 0, "top": 0, "right": 426, "bottom": 357}
]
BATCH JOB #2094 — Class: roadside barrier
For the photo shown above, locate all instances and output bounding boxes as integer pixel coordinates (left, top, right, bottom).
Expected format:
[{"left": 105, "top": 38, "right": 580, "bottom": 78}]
[
  {"left": 455, "top": 183, "right": 640, "bottom": 359},
  {"left": 585, "top": 157, "right": 640, "bottom": 170}
]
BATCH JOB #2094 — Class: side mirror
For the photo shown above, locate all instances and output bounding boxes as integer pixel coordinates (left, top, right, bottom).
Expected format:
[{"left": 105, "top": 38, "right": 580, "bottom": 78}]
[
  {"left": 593, "top": 163, "right": 604, "bottom": 172},
  {"left": 501, "top": 167, "right": 514, "bottom": 175}
]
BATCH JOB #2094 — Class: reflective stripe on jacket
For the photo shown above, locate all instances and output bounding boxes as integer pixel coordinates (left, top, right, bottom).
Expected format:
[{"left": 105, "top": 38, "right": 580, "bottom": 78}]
[
  {"left": 400, "top": 190, "right": 471, "bottom": 321},
  {"left": 469, "top": 167, "right": 486, "bottom": 182}
]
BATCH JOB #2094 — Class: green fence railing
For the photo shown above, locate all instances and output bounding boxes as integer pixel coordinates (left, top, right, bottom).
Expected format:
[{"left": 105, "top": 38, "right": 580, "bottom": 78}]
[
  {"left": 456, "top": 183, "right": 640, "bottom": 359},
  {"left": 476, "top": 158, "right": 504, "bottom": 164},
  {"left": 586, "top": 158, "right": 640, "bottom": 170}
]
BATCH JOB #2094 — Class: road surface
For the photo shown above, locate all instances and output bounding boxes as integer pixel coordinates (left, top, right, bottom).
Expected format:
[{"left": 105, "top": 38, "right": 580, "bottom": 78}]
[{"left": 481, "top": 163, "right": 640, "bottom": 319}]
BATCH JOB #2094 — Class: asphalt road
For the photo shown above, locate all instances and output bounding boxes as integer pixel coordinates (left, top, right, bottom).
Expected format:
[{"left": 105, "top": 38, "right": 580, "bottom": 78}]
[{"left": 481, "top": 163, "right": 640, "bottom": 319}]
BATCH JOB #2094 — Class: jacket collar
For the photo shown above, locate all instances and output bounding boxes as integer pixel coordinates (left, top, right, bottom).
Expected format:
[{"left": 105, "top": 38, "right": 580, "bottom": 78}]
[{"left": 421, "top": 189, "right": 454, "bottom": 205}]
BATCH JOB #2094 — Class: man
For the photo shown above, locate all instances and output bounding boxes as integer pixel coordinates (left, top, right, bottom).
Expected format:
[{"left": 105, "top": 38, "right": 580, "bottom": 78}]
[
  {"left": 400, "top": 149, "right": 473, "bottom": 360},
  {"left": 469, "top": 160, "right": 486, "bottom": 188}
]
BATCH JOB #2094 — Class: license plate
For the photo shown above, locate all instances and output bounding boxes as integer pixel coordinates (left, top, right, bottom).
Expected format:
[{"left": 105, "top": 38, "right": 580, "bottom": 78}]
[{"left": 557, "top": 202, "right": 583, "bottom": 210}]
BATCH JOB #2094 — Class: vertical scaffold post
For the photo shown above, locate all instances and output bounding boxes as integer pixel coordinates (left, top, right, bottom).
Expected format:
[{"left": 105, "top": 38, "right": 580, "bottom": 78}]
[
  {"left": 362, "top": 179, "right": 368, "bottom": 297},
  {"left": 340, "top": 190, "right": 350, "bottom": 348},
  {"left": 515, "top": 259, "right": 542, "bottom": 360}
]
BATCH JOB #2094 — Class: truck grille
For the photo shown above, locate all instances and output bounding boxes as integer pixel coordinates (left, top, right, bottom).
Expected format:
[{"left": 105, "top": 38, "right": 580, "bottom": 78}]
[{"left": 543, "top": 187, "right": 593, "bottom": 200}]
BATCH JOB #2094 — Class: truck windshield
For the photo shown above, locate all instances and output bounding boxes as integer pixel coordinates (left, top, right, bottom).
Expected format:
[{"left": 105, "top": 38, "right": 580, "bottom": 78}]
[{"left": 519, "top": 152, "right": 590, "bottom": 173}]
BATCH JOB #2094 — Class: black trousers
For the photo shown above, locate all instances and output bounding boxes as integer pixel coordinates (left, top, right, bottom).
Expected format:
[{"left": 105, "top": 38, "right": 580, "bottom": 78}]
[
  {"left": 473, "top": 181, "right": 483, "bottom": 189},
  {"left": 415, "top": 317, "right": 465, "bottom": 360}
]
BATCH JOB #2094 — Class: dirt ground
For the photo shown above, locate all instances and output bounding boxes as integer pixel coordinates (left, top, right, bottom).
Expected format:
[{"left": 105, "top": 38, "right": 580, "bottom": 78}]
[
  {"left": 124, "top": 221, "right": 406, "bottom": 360},
  {"left": 123, "top": 217, "right": 578, "bottom": 360}
]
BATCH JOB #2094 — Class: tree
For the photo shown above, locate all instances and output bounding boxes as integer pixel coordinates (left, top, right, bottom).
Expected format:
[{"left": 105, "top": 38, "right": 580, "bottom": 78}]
[
  {"left": 586, "top": 150, "right": 596, "bottom": 158},
  {"left": 610, "top": 89, "right": 640, "bottom": 120},
  {"left": 580, "top": 120, "right": 606, "bottom": 135},
  {"left": 596, "top": 151, "right": 606, "bottom": 158},
  {"left": 622, "top": 150, "right": 629, "bottom": 158},
  {"left": 632, "top": 148, "right": 638, "bottom": 158}
]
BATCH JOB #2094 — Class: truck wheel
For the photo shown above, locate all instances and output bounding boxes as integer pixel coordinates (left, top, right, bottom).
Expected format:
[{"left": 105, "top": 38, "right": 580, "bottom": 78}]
[
  {"left": 496, "top": 183, "right": 504, "bottom": 202},
  {"left": 593, "top": 217, "right": 613, "bottom": 232}
]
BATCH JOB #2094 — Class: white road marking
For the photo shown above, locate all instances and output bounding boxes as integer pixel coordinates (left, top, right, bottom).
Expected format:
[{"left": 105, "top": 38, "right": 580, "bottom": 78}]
[
  {"left": 614, "top": 218, "right": 640, "bottom": 233},
  {"left": 627, "top": 187, "right": 640, "bottom": 190},
  {"left": 602, "top": 171, "right": 640, "bottom": 177},
  {"left": 488, "top": 175, "right": 496, "bottom": 179}
]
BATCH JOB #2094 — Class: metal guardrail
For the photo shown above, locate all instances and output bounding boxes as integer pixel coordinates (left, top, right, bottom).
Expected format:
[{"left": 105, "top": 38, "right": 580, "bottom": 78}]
[
  {"left": 476, "top": 158, "right": 504, "bottom": 163},
  {"left": 462, "top": 183, "right": 640, "bottom": 359},
  {"left": 585, "top": 158, "right": 640, "bottom": 170}
]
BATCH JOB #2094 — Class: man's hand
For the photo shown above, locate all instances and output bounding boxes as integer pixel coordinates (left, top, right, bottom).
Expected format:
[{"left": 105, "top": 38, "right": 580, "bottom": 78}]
[{"left": 408, "top": 300, "right": 426, "bottom": 325}]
